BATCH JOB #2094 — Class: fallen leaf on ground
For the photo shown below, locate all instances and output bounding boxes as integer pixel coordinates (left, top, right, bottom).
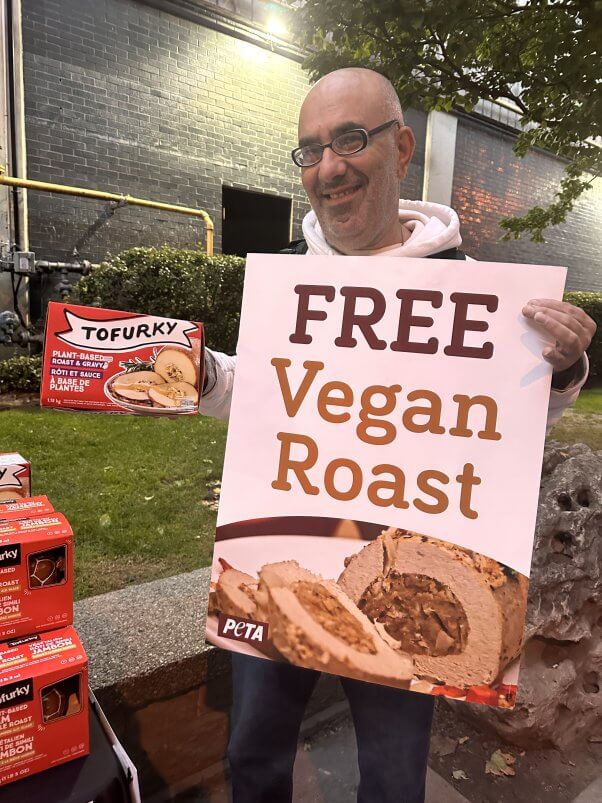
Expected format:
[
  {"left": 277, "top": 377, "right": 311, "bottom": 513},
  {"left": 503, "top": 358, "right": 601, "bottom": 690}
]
[
  {"left": 452, "top": 769, "right": 469, "bottom": 781},
  {"left": 431, "top": 734, "right": 457, "bottom": 757},
  {"left": 99, "top": 513, "right": 111, "bottom": 528},
  {"left": 587, "top": 735, "right": 602, "bottom": 743},
  {"left": 485, "top": 749, "right": 516, "bottom": 777},
  {"left": 458, "top": 736, "right": 469, "bottom": 745}
]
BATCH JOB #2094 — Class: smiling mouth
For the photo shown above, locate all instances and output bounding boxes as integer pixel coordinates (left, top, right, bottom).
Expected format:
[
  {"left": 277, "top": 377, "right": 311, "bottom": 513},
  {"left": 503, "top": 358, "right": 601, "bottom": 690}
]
[{"left": 323, "top": 185, "right": 362, "bottom": 202}]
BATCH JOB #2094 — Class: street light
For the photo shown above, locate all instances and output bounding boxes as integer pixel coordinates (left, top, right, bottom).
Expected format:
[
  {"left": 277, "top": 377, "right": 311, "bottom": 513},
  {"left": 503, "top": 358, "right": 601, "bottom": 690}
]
[{"left": 266, "top": 16, "right": 288, "bottom": 38}]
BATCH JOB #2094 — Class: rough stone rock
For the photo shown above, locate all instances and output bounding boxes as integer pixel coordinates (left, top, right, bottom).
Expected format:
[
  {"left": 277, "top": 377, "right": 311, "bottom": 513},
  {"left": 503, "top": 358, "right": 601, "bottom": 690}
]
[{"left": 455, "top": 441, "right": 602, "bottom": 748}]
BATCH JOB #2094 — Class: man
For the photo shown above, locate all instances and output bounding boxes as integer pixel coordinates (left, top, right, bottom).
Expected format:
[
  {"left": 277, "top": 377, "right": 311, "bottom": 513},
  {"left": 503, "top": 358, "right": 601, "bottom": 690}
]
[{"left": 201, "top": 68, "right": 595, "bottom": 803}]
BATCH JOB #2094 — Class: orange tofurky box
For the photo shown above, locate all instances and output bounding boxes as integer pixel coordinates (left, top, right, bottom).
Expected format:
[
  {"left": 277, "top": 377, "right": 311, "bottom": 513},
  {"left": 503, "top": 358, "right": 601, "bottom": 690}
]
[
  {"left": 0, "top": 514, "right": 73, "bottom": 641},
  {"left": 41, "top": 301, "right": 204, "bottom": 415},
  {"left": 0, "top": 628, "right": 88, "bottom": 787},
  {"left": 0, "top": 497, "right": 55, "bottom": 522}
]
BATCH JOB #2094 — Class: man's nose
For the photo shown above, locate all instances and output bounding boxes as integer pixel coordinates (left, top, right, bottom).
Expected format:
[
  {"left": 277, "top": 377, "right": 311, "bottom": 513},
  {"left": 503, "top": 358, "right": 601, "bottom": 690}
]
[{"left": 317, "top": 146, "right": 348, "bottom": 182}]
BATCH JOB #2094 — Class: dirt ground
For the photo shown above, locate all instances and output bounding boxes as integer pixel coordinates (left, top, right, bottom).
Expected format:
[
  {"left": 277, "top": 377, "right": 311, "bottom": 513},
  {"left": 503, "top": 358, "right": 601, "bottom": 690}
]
[{"left": 428, "top": 701, "right": 602, "bottom": 802}]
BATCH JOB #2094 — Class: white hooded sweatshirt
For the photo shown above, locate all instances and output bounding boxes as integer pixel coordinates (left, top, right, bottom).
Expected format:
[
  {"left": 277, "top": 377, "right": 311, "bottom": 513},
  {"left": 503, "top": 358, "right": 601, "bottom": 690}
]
[
  {"left": 200, "top": 201, "right": 586, "bottom": 426},
  {"left": 302, "top": 200, "right": 462, "bottom": 258}
]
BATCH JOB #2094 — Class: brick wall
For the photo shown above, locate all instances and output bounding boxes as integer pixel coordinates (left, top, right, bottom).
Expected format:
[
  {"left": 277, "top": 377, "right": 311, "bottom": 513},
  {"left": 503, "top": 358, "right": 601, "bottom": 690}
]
[
  {"left": 401, "top": 107, "right": 426, "bottom": 203},
  {"left": 452, "top": 116, "right": 602, "bottom": 291},
  {"left": 21, "top": 0, "right": 314, "bottom": 266},
  {"left": 21, "top": 0, "right": 426, "bottom": 275}
]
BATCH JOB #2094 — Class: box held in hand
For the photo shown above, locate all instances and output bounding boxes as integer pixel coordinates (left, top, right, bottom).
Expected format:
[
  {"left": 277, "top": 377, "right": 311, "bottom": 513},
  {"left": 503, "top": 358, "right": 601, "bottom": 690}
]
[{"left": 41, "top": 301, "right": 204, "bottom": 415}]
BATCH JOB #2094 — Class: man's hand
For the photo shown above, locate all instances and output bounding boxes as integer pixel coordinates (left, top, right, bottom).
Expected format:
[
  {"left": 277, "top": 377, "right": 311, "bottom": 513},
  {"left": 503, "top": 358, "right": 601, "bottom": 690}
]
[{"left": 522, "top": 298, "right": 596, "bottom": 375}]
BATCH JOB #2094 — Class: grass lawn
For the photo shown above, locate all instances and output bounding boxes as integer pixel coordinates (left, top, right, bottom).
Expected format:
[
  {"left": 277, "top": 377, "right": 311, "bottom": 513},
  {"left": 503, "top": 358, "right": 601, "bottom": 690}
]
[
  {"left": 0, "top": 388, "right": 599, "bottom": 600},
  {"left": 0, "top": 407, "right": 227, "bottom": 599},
  {"left": 548, "top": 387, "right": 602, "bottom": 451},
  {"left": 570, "top": 386, "right": 602, "bottom": 413}
]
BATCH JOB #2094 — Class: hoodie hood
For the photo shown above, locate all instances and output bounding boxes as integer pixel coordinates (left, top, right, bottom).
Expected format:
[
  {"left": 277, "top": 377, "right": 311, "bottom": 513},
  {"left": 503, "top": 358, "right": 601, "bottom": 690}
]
[{"left": 302, "top": 200, "right": 462, "bottom": 258}]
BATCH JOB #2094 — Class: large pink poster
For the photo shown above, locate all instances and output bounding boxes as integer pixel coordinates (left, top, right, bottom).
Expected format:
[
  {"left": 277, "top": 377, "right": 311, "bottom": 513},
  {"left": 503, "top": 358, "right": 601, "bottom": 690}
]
[{"left": 205, "top": 254, "right": 566, "bottom": 708}]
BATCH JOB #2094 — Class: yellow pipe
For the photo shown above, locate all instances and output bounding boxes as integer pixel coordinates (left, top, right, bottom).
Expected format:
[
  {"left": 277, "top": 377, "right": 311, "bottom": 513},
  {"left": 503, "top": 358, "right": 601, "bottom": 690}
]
[{"left": 0, "top": 172, "right": 214, "bottom": 255}]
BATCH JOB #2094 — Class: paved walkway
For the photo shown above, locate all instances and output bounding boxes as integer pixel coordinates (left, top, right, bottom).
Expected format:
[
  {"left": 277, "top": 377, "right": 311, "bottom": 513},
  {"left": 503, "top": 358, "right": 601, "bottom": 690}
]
[
  {"left": 292, "top": 715, "right": 469, "bottom": 803},
  {"left": 571, "top": 775, "right": 602, "bottom": 803}
]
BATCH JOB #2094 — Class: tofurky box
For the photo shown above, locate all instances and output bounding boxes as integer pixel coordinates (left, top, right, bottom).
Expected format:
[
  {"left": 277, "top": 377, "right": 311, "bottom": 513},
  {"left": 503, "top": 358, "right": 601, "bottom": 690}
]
[
  {"left": 0, "top": 455, "right": 31, "bottom": 503},
  {"left": 0, "top": 627, "right": 89, "bottom": 787},
  {"left": 41, "top": 301, "right": 204, "bottom": 415},
  {"left": 0, "top": 497, "right": 55, "bottom": 522},
  {"left": 0, "top": 514, "right": 73, "bottom": 641}
]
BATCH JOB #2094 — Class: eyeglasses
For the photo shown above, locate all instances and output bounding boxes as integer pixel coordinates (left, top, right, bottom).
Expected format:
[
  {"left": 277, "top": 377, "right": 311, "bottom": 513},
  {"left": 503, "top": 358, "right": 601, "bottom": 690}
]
[{"left": 291, "top": 120, "right": 400, "bottom": 167}]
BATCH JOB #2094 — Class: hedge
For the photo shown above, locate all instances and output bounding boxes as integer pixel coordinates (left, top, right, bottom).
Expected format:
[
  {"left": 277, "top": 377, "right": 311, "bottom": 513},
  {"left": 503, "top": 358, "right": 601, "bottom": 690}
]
[
  {"left": 0, "top": 354, "right": 42, "bottom": 393},
  {"left": 68, "top": 246, "right": 246, "bottom": 354},
  {"left": 0, "top": 247, "right": 599, "bottom": 393},
  {"left": 563, "top": 292, "right": 601, "bottom": 383}
]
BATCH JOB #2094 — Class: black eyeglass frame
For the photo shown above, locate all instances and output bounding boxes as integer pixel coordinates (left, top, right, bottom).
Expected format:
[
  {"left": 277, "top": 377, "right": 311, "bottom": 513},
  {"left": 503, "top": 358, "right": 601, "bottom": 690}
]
[{"left": 291, "top": 119, "right": 401, "bottom": 167}]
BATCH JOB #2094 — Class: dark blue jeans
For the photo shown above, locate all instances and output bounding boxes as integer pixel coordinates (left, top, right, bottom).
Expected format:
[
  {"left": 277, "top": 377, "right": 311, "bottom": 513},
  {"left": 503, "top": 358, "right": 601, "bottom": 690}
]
[{"left": 227, "top": 653, "right": 434, "bottom": 803}]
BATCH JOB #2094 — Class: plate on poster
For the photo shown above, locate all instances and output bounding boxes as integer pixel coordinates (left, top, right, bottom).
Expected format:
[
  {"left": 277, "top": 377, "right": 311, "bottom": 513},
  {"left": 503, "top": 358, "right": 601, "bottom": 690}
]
[{"left": 210, "top": 534, "right": 367, "bottom": 584}]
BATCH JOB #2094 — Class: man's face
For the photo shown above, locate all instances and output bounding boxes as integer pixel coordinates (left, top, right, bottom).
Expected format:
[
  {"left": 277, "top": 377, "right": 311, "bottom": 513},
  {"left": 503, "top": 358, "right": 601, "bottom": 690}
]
[{"left": 297, "top": 74, "right": 414, "bottom": 252}]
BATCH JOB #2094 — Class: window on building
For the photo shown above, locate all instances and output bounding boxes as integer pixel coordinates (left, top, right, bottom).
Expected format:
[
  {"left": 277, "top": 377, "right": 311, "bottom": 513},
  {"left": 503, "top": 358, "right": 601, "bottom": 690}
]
[{"left": 221, "top": 187, "right": 292, "bottom": 257}]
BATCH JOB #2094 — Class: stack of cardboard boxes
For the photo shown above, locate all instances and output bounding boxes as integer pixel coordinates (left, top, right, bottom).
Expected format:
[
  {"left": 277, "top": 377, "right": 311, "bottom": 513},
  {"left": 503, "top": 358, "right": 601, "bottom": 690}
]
[{"left": 0, "top": 453, "right": 89, "bottom": 788}]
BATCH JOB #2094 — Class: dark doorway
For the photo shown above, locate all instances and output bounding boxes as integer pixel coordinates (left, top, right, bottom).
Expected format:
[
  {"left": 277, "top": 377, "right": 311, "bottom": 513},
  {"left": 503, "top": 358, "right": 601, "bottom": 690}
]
[{"left": 221, "top": 187, "right": 292, "bottom": 257}]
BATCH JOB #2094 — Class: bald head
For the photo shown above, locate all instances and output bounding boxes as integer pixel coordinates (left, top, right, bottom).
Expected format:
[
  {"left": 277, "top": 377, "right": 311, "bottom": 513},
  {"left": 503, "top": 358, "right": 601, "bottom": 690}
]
[
  {"left": 296, "top": 67, "right": 415, "bottom": 253},
  {"left": 299, "top": 68, "right": 404, "bottom": 137}
]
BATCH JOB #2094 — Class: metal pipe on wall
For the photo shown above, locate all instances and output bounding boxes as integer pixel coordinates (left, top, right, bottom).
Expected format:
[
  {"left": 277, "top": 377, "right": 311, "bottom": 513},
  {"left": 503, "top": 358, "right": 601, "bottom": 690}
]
[
  {"left": 9, "top": 0, "right": 27, "bottom": 253},
  {"left": 0, "top": 173, "right": 215, "bottom": 256},
  {"left": 0, "top": 4, "right": 11, "bottom": 249},
  {"left": 0, "top": 0, "right": 30, "bottom": 339}
]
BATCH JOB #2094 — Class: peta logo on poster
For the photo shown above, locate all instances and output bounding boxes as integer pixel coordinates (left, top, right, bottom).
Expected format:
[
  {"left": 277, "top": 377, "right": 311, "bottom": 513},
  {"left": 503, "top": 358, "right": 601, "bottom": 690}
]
[
  {"left": 217, "top": 613, "right": 269, "bottom": 646},
  {"left": 57, "top": 310, "right": 196, "bottom": 352}
]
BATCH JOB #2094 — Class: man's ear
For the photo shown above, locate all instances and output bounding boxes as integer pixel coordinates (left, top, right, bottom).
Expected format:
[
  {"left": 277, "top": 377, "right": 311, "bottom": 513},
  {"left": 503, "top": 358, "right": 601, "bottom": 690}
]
[{"left": 396, "top": 125, "right": 416, "bottom": 180}]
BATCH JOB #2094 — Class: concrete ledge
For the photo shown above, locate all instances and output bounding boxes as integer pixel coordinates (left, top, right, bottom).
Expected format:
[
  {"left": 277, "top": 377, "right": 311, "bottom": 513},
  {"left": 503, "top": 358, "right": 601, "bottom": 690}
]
[
  {"left": 74, "top": 567, "right": 344, "bottom": 798},
  {"left": 75, "top": 567, "right": 228, "bottom": 710}
]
